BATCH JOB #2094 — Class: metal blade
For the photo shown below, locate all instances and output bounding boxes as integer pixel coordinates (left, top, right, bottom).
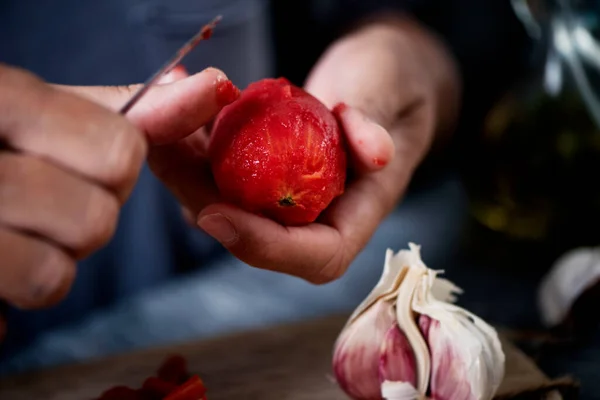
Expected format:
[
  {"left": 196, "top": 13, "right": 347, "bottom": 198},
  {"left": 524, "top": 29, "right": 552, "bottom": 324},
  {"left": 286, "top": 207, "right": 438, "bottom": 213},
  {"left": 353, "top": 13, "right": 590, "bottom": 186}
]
[{"left": 119, "top": 15, "right": 222, "bottom": 115}]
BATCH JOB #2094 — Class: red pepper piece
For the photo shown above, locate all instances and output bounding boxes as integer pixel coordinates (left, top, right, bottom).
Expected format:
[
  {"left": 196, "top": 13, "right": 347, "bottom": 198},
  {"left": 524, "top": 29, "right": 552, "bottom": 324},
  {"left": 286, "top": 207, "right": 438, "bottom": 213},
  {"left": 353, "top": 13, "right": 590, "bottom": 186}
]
[
  {"left": 164, "top": 375, "right": 207, "bottom": 400},
  {"left": 140, "top": 376, "right": 178, "bottom": 398},
  {"left": 157, "top": 354, "right": 189, "bottom": 384},
  {"left": 97, "top": 385, "right": 143, "bottom": 400}
]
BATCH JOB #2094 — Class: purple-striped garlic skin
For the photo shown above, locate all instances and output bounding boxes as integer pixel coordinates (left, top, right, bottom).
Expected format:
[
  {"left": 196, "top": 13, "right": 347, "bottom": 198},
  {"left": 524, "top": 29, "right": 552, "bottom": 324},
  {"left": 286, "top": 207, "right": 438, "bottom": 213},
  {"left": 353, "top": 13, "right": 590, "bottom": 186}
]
[{"left": 333, "top": 301, "right": 417, "bottom": 399}]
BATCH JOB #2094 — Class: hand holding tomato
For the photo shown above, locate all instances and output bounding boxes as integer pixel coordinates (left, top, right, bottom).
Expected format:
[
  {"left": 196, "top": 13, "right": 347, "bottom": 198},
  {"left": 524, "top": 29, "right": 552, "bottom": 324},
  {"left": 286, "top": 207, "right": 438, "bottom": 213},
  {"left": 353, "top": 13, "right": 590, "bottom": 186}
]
[
  {"left": 48, "top": 14, "right": 462, "bottom": 285},
  {"left": 192, "top": 15, "right": 462, "bottom": 283}
]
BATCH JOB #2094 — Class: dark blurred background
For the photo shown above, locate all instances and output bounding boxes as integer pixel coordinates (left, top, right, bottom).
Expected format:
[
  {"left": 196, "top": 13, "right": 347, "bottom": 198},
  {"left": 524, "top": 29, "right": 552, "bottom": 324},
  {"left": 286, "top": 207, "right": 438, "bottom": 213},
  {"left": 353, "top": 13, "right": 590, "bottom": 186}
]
[{"left": 1, "top": 0, "right": 600, "bottom": 398}]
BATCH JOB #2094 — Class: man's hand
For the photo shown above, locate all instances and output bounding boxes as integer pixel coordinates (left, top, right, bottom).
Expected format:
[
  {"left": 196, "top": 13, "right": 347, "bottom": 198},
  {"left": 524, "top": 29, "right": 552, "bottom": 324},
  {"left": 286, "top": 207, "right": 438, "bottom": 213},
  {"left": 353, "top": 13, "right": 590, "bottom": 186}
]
[
  {"left": 194, "top": 15, "right": 462, "bottom": 283},
  {"left": 98, "top": 15, "right": 460, "bottom": 285},
  {"left": 0, "top": 64, "right": 147, "bottom": 310},
  {"left": 0, "top": 62, "right": 236, "bottom": 341}
]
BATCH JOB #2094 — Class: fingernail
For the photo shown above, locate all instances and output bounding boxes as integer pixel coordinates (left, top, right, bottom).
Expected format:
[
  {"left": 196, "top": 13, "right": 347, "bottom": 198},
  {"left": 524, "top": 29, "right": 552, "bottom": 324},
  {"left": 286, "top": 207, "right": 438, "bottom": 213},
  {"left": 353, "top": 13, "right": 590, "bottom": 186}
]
[
  {"left": 198, "top": 213, "right": 238, "bottom": 244},
  {"left": 173, "top": 64, "right": 188, "bottom": 74},
  {"left": 159, "top": 65, "right": 189, "bottom": 84}
]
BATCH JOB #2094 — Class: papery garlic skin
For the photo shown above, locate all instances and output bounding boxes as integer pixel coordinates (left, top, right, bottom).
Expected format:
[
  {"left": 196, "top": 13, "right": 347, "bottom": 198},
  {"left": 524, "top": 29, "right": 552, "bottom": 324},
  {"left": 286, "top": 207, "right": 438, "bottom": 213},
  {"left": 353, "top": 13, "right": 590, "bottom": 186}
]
[
  {"left": 421, "top": 316, "right": 478, "bottom": 400},
  {"left": 394, "top": 262, "right": 432, "bottom": 394},
  {"left": 412, "top": 266, "right": 505, "bottom": 400},
  {"left": 333, "top": 300, "right": 417, "bottom": 399},
  {"left": 333, "top": 243, "right": 505, "bottom": 400}
]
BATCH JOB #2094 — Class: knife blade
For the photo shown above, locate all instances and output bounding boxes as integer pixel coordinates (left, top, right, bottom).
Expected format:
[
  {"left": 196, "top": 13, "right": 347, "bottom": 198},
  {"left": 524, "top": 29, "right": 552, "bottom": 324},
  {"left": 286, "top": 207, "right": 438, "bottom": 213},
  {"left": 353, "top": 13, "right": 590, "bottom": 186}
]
[{"left": 119, "top": 14, "right": 222, "bottom": 115}]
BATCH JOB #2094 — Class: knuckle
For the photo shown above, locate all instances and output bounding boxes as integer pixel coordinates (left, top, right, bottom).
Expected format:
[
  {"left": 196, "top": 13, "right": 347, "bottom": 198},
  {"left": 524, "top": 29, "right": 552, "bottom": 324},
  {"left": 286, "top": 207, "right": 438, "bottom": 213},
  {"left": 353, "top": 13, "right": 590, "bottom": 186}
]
[
  {"left": 258, "top": 237, "right": 283, "bottom": 261},
  {"left": 0, "top": 154, "right": 38, "bottom": 201},
  {"left": 113, "top": 84, "right": 139, "bottom": 101},
  {"left": 103, "top": 120, "right": 147, "bottom": 192},
  {"left": 310, "top": 249, "right": 347, "bottom": 285},
  {"left": 73, "top": 188, "right": 119, "bottom": 256},
  {"left": 0, "top": 64, "right": 43, "bottom": 93},
  {"left": 21, "top": 245, "right": 75, "bottom": 309},
  {"left": 0, "top": 65, "right": 48, "bottom": 131},
  {"left": 0, "top": 154, "right": 19, "bottom": 193}
]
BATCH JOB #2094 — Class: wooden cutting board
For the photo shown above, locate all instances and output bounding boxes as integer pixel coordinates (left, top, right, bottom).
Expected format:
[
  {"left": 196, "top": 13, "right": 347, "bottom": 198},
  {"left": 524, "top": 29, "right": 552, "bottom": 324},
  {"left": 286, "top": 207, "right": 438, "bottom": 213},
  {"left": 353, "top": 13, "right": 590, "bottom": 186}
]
[{"left": 0, "top": 315, "right": 575, "bottom": 400}]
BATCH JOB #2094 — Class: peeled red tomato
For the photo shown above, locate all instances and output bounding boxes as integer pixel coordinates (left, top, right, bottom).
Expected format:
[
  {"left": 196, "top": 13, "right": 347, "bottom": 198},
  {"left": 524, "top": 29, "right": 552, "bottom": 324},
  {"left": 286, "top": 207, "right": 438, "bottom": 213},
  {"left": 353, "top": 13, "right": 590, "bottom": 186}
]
[{"left": 208, "top": 77, "right": 347, "bottom": 226}]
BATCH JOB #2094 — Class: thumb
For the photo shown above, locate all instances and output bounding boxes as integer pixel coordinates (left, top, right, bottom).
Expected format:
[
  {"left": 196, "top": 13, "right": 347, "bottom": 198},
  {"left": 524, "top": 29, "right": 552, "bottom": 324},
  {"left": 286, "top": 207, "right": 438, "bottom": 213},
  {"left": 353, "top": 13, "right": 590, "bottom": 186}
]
[
  {"left": 54, "top": 67, "right": 239, "bottom": 145},
  {"left": 304, "top": 80, "right": 395, "bottom": 176},
  {"left": 332, "top": 102, "right": 395, "bottom": 174}
]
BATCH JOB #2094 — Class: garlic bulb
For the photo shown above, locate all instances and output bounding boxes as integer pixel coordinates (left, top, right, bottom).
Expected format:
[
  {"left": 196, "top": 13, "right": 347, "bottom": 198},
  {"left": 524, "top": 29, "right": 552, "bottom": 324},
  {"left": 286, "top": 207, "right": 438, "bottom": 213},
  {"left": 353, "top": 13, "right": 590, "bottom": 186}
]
[{"left": 332, "top": 243, "right": 505, "bottom": 400}]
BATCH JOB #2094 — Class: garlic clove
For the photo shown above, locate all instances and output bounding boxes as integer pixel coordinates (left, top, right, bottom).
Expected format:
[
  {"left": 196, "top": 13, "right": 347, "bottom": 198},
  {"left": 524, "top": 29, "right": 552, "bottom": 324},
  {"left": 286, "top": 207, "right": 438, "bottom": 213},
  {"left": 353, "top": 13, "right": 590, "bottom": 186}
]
[
  {"left": 333, "top": 300, "right": 397, "bottom": 399},
  {"left": 418, "top": 314, "right": 432, "bottom": 338},
  {"left": 378, "top": 325, "right": 417, "bottom": 385},
  {"left": 381, "top": 380, "right": 420, "bottom": 400},
  {"left": 461, "top": 311, "right": 505, "bottom": 399},
  {"left": 420, "top": 302, "right": 505, "bottom": 400},
  {"left": 412, "top": 268, "right": 505, "bottom": 400},
  {"left": 421, "top": 316, "right": 478, "bottom": 400},
  {"left": 469, "top": 312, "right": 505, "bottom": 398}
]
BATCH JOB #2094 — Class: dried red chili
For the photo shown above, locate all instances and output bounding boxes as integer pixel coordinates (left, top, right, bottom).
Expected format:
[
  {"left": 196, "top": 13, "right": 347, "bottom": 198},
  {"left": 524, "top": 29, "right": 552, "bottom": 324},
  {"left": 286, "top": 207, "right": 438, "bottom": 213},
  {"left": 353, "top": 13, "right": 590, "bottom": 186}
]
[
  {"left": 93, "top": 355, "right": 207, "bottom": 400},
  {"left": 96, "top": 385, "right": 143, "bottom": 400},
  {"left": 163, "top": 376, "right": 207, "bottom": 400},
  {"left": 157, "top": 355, "right": 189, "bottom": 384},
  {"left": 140, "top": 376, "right": 178, "bottom": 398}
]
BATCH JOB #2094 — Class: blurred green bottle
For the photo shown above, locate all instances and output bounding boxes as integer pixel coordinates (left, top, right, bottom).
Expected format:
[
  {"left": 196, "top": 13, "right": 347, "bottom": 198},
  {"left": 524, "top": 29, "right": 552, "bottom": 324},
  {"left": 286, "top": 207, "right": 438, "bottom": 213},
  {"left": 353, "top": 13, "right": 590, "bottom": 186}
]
[{"left": 464, "top": 0, "right": 600, "bottom": 251}]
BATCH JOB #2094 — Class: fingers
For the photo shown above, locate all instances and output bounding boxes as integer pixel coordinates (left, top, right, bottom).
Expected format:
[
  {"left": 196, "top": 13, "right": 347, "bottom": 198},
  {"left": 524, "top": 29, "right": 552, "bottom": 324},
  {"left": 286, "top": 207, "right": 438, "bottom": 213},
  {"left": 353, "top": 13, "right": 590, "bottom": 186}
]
[
  {"left": 0, "top": 153, "right": 120, "bottom": 258},
  {"left": 0, "top": 64, "right": 146, "bottom": 311},
  {"left": 138, "top": 67, "right": 232, "bottom": 214},
  {"left": 158, "top": 65, "right": 189, "bottom": 84},
  {"left": 197, "top": 204, "right": 344, "bottom": 284},
  {"left": 0, "top": 227, "right": 76, "bottom": 309},
  {"left": 147, "top": 127, "right": 219, "bottom": 215},
  {"left": 196, "top": 167, "right": 409, "bottom": 284},
  {"left": 322, "top": 170, "right": 409, "bottom": 255},
  {"left": 57, "top": 67, "right": 239, "bottom": 145},
  {"left": 332, "top": 103, "right": 395, "bottom": 174},
  {"left": 0, "top": 64, "right": 147, "bottom": 202},
  {"left": 304, "top": 26, "right": 435, "bottom": 177}
]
